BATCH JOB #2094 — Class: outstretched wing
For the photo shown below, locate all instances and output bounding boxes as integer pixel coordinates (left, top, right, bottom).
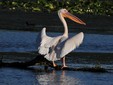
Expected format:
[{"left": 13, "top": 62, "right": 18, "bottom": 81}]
[
  {"left": 37, "top": 27, "right": 53, "bottom": 55},
  {"left": 45, "top": 32, "right": 84, "bottom": 61},
  {"left": 59, "top": 32, "right": 84, "bottom": 58}
]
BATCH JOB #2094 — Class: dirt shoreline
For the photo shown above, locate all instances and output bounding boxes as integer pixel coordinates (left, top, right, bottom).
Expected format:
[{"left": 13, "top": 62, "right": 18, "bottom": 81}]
[{"left": 0, "top": 10, "right": 113, "bottom": 34}]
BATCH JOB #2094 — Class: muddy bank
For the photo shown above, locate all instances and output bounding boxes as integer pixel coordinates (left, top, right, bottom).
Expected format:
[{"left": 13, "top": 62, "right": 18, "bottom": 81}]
[{"left": 0, "top": 10, "right": 113, "bottom": 34}]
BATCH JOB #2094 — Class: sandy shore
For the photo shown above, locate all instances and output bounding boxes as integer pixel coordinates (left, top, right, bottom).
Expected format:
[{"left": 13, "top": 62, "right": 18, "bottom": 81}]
[{"left": 0, "top": 10, "right": 113, "bottom": 34}]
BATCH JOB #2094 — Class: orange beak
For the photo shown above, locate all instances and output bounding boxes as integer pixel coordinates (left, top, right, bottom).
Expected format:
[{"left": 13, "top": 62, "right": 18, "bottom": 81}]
[{"left": 62, "top": 12, "right": 86, "bottom": 25}]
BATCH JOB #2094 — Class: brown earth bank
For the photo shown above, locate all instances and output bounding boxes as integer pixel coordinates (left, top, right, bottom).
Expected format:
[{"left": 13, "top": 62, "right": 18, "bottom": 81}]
[{"left": 0, "top": 10, "right": 113, "bottom": 34}]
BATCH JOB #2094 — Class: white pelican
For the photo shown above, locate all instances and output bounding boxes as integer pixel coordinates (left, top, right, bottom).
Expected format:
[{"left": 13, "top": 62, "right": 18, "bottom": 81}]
[{"left": 37, "top": 9, "right": 86, "bottom": 68}]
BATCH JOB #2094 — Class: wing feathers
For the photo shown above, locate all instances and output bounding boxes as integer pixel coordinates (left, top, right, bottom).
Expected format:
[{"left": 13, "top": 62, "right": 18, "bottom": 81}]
[
  {"left": 60, "top": 32, "right": 84, "bottom": 57},
  {"left": 38, "top": 27, "right": 84, "bottom": 61},
  {"left": 38, "top": 27, "right": 53, "bottom": 55}
]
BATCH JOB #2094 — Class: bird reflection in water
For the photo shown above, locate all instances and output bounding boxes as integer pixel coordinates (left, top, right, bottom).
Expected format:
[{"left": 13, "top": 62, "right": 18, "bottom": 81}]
[{"left": 36, "top": 70, "right": 81, "bottom": 85}]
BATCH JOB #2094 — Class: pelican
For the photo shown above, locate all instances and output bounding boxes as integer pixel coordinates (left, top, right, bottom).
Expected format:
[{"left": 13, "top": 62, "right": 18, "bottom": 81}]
[{"left": 37, "top": 9, "right": 86, "bottom": 68}]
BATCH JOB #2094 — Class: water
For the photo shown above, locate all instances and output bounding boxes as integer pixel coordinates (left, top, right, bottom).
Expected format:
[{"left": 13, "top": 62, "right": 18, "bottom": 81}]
[
  {"left": 0, "top": 30, "right": 113, "bottom": 53},
  {"left": 0, "top": 67, "right": 113, "bottom": 85},
  {"left": 0, "top": 30, "right": 37, "bottom": 52},
  {"left": 0, "top": 67, "right": 38, "bottom": 85},
  {"left": 36, "top": 70, "right": 113, "bottom": 85},
  {"left": 0, "top": 30, "right": 113, "bottom": 85}
]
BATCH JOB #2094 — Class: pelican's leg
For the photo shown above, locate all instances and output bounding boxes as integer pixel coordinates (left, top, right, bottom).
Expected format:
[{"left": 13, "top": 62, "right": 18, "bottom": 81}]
[
  {"left": 51, "top": 51, "right": 57, "bottom": 67},
  {"left": 52, "top": 57, "right": 57, "bottom": 67},
  {"left": 52, "top": 61, "right": 57, "bottom": 67},
  {"left": 61, "top": 57, "right": 68, "bottom": 68}
]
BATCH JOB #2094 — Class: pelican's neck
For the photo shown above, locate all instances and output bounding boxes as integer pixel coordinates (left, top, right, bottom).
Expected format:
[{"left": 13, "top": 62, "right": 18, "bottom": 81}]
[{"left": 58, "top": 13, "right": 68, "bottom": 37}]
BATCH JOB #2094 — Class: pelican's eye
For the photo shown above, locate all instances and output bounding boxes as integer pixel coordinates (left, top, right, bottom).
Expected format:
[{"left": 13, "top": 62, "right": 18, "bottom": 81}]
[{"left": 63, "top": 9, "right": 68, "bottom": 13}]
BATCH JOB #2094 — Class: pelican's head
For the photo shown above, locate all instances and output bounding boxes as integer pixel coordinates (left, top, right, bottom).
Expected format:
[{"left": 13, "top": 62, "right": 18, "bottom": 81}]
[{"left": 58, "top": 9, "right": 86, "bottom": 25}]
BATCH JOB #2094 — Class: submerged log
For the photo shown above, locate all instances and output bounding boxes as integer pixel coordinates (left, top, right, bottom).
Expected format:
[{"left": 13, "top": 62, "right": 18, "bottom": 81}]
[
  {"left": 52, "top": 65, "right": 107, "bottom": 72},
  {"left": 0, "top": 54, "right": 53, "bottom": 68},
  {"left": 39, "top": 63, "right": 108, "bottom": 72},
  {"left": 0, "top": 52, "right": 108, "bottom": 72}
]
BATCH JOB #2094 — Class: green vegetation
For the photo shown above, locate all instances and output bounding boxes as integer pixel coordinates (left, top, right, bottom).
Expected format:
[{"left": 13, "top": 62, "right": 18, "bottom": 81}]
[{"left": 0, "top": 0, "right": 113, "bottom": 16}]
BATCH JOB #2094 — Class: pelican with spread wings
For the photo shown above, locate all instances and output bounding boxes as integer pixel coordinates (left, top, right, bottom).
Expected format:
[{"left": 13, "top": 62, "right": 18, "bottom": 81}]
[{"left": 37, "top": 9, "right": 86, "bottom": 68}]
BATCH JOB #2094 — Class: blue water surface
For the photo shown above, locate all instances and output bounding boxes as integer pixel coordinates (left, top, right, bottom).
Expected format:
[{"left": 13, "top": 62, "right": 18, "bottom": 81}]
[
  {"left": 0, "top": 30, "right": 113, "bottom": 53},
  {"left": 0, "top": 30, "right": 113, "bottom": 85}
]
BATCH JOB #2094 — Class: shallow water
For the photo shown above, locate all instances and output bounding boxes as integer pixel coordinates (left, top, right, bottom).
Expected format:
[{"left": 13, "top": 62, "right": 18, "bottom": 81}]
[
  {"left": 0, "top": 30, "right": 113, "bottom": 85},
  {"left": 0, "top": 67, "right": 113, "bottom": 85},
  {"left": 36, "top": 70, "right": 113, "bottom": 85},
  {"left": 0, "top": 67, "right": 38, "bottom": 85}
]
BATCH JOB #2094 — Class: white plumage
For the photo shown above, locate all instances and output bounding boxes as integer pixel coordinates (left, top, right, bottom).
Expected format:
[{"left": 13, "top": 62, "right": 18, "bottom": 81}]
[
  {"left": 44, "top": 32, "right": 84, "bottom": 61},
  {"left": 60, "top": 32, "right": 84, "bottom": 58},
  {"left": 38, "top": 28, "right": 53, "bottom": 55},
  {"left": 37, "top": 9, "right": 86, "bottom": 66}
]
